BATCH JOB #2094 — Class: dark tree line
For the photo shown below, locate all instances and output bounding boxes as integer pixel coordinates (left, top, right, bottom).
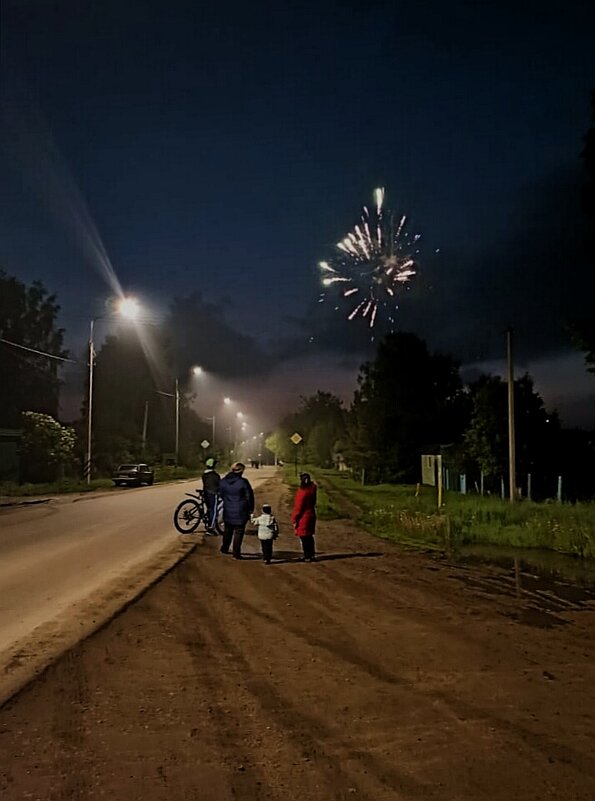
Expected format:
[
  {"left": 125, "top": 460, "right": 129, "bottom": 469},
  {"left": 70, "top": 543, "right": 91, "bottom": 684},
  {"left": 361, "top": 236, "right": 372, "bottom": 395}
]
[
  {"left": 268, "top": 331, "right": 595, "bottom": 500},
  {"left": 88, "top": 325, "right": 210, "bottom": 473},
  {"left": 0, "top": 272, "right": 211, "bottom": 477},
  {"left": 0, "top": 269, "right": 67, "bottom": 427},
  {"left": 575, "top": 90, "right": 595, "bottom": 372}
]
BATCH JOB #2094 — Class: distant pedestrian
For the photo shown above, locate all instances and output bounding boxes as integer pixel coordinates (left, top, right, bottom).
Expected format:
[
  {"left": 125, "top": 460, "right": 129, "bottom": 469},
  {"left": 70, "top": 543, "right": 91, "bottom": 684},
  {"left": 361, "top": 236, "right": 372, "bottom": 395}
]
[
  {"left": 201, "top": 457, "right": 221, "bottom": 534},
  {"left": 219, "top": 462, "right": 255, "bottom": 559},
  {"left": 292, "top": 472, "right": 317, "bottom": 562},
  {"left": 251, "top": 504, "right": 279, "bottom": 564}
]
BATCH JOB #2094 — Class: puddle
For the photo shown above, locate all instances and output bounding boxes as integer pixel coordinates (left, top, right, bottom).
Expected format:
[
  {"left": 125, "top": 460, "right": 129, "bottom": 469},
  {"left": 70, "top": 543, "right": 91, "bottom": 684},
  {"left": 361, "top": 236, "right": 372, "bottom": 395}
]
[
  {"left": 435, "top": 545, "right": 595, "bottom": 629},
  {"left": 456, "top": 545, "right": 595, "bottom": 592}
]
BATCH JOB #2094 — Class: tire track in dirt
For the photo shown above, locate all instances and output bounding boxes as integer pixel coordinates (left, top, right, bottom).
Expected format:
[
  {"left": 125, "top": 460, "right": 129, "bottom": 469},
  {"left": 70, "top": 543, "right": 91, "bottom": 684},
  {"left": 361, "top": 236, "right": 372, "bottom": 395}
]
[
  {"left": 170, "top": 568, "right": 272, "bottom": 801},
  {"left": 189, "top": 557, "right": 485, "bottom": 798},
  {"left": 171, "top": 564, "right": 366, "bottom": 800},
  {"left": 176, "top": 559, "right": 429, "bottom": 801},
  {"left": 48, "top": 649, "right": 92, "bottom": 801},
  {"left": 192, "top": 549, "right": 595, "bottom": 790}
]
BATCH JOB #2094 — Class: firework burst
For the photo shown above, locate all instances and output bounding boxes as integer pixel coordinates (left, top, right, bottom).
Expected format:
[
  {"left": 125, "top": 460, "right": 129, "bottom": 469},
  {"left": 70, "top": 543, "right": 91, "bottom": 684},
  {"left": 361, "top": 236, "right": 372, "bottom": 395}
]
[{"left": 318, "top": 187, "right": 420, "bottom": 332}]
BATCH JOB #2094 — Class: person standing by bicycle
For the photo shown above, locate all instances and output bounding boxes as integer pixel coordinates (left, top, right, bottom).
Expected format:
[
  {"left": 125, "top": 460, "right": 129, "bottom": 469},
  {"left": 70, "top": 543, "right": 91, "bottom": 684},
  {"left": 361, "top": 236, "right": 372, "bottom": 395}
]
[
  {"left": 201, "top": 457, "right": 221, "bottom": 534},
  {"left": 219, "top": 462, "right": 254, "bottom": 559}
]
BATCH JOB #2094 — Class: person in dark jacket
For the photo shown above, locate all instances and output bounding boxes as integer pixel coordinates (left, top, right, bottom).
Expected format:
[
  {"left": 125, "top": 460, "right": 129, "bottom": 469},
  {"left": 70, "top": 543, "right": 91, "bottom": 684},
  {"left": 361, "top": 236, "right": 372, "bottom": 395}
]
[
  {"left": 292, "top": 472, "right": 317, "bottom": 562},
  {"left": 201, "top": 457, "right": 221, "bottom": 533},
  {"left": 219, "top": 462, "right": 255, "bottom": 559}
]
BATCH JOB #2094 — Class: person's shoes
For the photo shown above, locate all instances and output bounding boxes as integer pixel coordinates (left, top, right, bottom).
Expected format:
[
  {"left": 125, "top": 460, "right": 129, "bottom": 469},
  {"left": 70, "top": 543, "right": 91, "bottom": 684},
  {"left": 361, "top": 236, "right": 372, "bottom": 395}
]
[
  {"left": 299, "top": 557, "right": 307, "bottom": 562},
  {"left": 233, "top": 555, "right": 243, "bottom": 560},
  {"left": 220, "top": 548, "right": 229, "bottom": 554},
  {"left": 264, "top": 560, "right": 271, "bottom": 565}
]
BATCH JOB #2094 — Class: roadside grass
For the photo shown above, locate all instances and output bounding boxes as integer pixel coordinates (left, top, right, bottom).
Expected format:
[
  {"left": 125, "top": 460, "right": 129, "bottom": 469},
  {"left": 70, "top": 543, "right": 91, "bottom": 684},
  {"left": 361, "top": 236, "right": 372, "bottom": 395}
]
[
  {"left": 0, "top": 465, "right": 201, "bottom": 498},
  {"left": 153, "top": 465, "right": 200, "bottom": 483},
  {"left": 0, "top": 478, "right": 114, "bottom": 497},
  {"left": 308, "top": 470, "right": 595, "bottom": 559}
]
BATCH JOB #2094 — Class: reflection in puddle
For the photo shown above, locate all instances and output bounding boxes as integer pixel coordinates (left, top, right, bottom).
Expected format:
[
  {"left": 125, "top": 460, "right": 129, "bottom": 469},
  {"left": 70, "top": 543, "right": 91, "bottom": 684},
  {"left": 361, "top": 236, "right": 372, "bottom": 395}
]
[{"left": 434, "top": 545, "right": 595, "bottom": 629}]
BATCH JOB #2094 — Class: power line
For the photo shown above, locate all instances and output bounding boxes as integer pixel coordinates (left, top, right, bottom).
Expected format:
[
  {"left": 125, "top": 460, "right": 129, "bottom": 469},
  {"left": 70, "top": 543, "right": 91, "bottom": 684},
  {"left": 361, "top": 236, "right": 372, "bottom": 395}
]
[{"left": 0, "top": 337, "right": 79, "bottom": 364}]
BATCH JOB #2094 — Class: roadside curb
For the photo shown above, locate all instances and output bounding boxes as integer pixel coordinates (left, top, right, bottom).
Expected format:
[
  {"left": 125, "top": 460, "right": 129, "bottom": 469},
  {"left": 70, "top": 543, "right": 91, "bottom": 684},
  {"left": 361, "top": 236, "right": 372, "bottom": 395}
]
[
  {"left": 0, "top": 537, "right": 201, "bottom": 710},
  {"left": 0, "top": 498, "right": 53, "bottom": 508}
]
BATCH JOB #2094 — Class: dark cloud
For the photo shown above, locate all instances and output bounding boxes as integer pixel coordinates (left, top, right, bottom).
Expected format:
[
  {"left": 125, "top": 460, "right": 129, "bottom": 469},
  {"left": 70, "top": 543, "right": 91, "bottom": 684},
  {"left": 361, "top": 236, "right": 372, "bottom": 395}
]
[{"left": 165, "top": 292, "right": 271, "bottom": 381}]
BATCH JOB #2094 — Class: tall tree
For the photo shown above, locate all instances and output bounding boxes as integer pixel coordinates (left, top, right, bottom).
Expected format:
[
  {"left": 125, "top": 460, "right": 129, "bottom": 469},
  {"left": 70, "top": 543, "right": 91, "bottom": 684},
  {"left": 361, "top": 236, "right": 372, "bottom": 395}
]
[
  {"left": 345, "top": 332, "right": 466, "bottom": 482},
  {"left": 575, "top": 91, "right": 595, "bottom": 371},
  {"left": 0, "top": 270, "right": 67, "bottom": 426},
  {"left": 92, "top": 327, "right": 209, "bottom": 472},
  {"left": 464, "top": 373, "right": 560, "bottom": 493},
  {"left": 267, "top": 392, "right": 346, "bottom": 468}
]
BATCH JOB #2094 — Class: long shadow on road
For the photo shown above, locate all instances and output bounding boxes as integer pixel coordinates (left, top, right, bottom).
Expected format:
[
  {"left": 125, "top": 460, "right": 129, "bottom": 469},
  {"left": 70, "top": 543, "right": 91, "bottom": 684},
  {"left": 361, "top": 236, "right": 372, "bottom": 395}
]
[{"left": 270, "top": 550, "right": 384, "bottom": 565}]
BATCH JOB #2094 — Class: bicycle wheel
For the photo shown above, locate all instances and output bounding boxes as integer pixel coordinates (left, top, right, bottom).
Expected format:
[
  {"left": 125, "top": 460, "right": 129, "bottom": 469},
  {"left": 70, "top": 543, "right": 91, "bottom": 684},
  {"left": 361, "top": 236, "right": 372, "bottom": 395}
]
[{"left": 173, "top": 499, "right": 203, "bottom": 534}]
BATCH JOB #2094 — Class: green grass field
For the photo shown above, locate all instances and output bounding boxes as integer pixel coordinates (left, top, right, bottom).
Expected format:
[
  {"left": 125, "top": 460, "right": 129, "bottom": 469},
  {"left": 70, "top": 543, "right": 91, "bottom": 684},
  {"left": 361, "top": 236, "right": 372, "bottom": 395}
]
[{"left": 290, "top": 468, "right": 595, "bottom": 559}]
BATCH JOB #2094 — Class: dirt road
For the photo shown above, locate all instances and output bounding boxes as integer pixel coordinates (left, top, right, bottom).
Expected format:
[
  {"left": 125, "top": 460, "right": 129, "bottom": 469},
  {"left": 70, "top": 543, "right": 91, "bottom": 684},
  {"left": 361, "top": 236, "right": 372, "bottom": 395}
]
[{"left": 1, "top": 474, "right": 594, "bottom": 800}]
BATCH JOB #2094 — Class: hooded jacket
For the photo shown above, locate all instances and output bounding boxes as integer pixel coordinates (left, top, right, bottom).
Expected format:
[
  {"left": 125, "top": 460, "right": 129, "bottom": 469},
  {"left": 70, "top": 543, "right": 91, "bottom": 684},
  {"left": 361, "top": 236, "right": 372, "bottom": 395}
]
[
  {"left": 219, "top": 471, "right": 255, "bottom": 526},
  {"left": 201, "top": 468, "right": 221, "bottom": 495},
  {"left": 292, "top": 482, "right": 317, "bottom": 537},
  {"left": 251, "top": 512, "right": 279, "bottom": 541}
]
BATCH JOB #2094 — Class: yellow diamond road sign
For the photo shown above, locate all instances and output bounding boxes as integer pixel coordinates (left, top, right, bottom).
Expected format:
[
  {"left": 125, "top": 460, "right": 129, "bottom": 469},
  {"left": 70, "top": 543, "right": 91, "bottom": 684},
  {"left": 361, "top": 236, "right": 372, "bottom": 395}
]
[{"left": 290, "top": 432, "right": 303, "bottom": 445}]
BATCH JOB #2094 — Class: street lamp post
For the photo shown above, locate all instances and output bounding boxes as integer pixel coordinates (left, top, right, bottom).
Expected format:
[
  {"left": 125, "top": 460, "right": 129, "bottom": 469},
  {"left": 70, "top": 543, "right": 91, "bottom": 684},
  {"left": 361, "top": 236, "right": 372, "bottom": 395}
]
[
  {"left": 175, "top": 378, "right": 180, "bottom": 467},
  {"left": 156, "top": 378, "right": 180, "bottom": 467},
  {"left": 85, "top": 317, "right": 96, "bottom": 484},
  {"left": 85, "top": 297, "right": 140, "bottom": 484}
]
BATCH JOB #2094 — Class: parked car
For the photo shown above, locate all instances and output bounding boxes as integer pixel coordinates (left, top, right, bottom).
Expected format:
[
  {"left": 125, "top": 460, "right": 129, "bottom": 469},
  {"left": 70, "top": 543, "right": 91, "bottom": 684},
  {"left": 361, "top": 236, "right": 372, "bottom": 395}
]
[{"left": 112, "top": 463, "right": 154, "bottom": 487}]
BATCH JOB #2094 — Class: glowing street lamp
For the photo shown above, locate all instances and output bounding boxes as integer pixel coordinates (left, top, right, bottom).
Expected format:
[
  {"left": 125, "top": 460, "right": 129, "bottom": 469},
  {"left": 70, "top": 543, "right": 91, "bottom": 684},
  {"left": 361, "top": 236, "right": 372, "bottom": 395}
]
[
  {"left": 192, "top": 365, "right": 203, "bottom": 376},
  {"left": 117, "top": 297, "right": 140, "bottom": 319},
  {"left": 86, "top": 296, "right": 140, "bottom": 484}
]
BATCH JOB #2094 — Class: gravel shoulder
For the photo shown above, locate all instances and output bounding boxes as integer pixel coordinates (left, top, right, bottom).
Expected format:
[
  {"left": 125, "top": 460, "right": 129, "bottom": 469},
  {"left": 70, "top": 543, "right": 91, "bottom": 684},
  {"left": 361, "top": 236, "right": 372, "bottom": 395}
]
[{"left": 1, "top": 474, "right": 595, "bottom": 800}]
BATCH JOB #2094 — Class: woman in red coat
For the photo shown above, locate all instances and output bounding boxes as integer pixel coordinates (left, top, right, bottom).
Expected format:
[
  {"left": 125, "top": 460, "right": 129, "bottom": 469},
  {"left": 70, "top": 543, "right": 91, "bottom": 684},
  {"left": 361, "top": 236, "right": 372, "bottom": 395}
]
[{"left": 292, "top": 472, "right": 317, "bottom": 562}]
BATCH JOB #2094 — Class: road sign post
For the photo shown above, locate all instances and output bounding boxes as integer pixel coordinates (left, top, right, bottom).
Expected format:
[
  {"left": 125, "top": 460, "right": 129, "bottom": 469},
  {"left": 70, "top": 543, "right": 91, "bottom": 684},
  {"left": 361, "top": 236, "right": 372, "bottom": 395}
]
[{"left": 290, "top": 432, "right": 303, "bottom": 476}]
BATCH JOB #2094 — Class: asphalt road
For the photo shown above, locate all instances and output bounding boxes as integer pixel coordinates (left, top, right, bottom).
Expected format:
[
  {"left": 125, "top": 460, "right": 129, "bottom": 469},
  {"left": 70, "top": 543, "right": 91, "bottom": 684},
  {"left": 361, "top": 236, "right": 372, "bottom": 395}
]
[{"left": 0, "top": 468, "right": 274, "bottom": 691}]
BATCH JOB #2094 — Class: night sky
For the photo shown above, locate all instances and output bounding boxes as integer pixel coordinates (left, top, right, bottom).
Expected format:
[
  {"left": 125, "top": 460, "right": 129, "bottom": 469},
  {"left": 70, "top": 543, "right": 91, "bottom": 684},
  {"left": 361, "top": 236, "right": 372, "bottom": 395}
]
[{"left": 1, "top": 0, "right": 594, "bottom": 428}]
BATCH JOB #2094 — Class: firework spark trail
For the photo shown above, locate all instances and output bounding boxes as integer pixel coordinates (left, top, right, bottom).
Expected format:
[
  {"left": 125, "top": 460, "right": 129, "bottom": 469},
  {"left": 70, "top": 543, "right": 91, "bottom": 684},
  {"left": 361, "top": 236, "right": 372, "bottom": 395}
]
[{"left": 318, "top": 187, "right": 420, "bottom": 333}]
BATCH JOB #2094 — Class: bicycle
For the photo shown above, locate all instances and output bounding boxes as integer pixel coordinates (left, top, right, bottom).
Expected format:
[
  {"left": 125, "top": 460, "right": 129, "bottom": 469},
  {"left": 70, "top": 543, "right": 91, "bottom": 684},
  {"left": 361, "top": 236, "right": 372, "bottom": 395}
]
[{"left": 173, "top": 489, "right": 223, "bottom": 535}]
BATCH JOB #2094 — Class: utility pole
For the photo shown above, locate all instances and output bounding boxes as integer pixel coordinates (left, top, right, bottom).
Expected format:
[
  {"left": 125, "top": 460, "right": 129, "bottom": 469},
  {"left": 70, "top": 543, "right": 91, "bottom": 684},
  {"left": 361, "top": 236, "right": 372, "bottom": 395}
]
[
  {"left": 155, "top": 382, "right": 181, "bottom": 466},
  {"left": 437, "top": 454, "right": 443, "bottom": 509},
  {"left": 85, "top": 319, "right": 95, "bottom": 484},
  {"left": 141, "top": 400, "right": 149, "bottom": 455},
  {"left": 175, "top": 378, "right": 180, "bottom": 467},
  {"left": 507, "top": 328, "right": 517, "bottom": 503},
  {"left": 207, "top": 415, "right": 216, "bottom": 446}
]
